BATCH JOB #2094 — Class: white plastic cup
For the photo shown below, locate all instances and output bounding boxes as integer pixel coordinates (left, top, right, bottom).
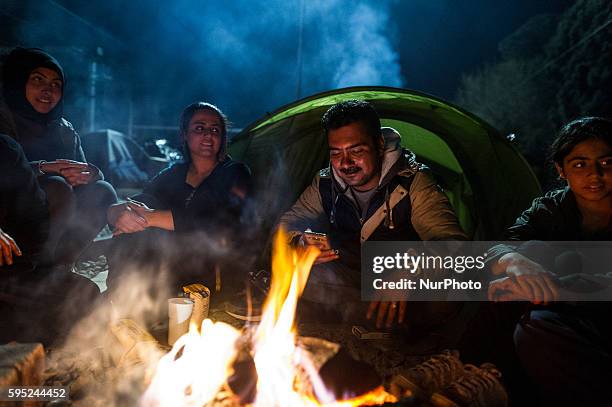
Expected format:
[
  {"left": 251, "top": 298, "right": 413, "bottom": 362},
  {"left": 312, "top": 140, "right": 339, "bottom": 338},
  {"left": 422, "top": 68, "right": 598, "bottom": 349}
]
[{"left": 168, "top": 297, "right": 194, "bottom": 346}]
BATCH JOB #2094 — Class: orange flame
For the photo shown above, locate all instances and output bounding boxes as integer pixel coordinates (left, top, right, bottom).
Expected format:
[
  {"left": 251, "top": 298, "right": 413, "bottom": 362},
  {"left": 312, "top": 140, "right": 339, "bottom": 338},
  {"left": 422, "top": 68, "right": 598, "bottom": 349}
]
[
  {"left": 143, "top": 229, "right": 398, "bottom": 406},
  {"left": 315, "top": 386, "right": 399, "bottom": 406},
  {"left": 252, "top": 228, "right": 318, "bottom": 406}
]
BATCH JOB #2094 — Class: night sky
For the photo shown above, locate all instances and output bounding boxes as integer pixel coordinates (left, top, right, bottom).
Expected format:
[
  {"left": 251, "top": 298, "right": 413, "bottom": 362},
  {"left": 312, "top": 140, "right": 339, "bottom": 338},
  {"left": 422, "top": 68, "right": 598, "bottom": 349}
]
[
  {"left": 3, "top": 0, "right": 573, "bottom": 128},
  {"left": 392, "top": 1, "right": 573, "bottom": 98}
]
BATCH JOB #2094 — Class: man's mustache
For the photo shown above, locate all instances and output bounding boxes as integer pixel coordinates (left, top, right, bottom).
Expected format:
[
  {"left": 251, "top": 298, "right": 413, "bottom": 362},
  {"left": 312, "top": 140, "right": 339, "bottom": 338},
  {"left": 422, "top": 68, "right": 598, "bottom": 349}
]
[{"left": 340, "top": 167, "right": 361, "bottom": 175}]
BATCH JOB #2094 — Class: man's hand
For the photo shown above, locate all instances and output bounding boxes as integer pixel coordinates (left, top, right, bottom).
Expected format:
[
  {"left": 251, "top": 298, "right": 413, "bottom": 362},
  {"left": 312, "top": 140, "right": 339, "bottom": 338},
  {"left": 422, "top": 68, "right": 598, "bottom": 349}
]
[
  {"left": 366, "top": 300, "right": 407, "bottom": 328},
  {"left": 313, "top": 249, "right": 340, "bottom": 264},
  {"left": 0, "top": 228, "right": 22, "bottom": 267},
  {"left": 488, "top": 277, "right": 531, "bottom": 301},
  {"left": 299, "top": 231, "right": 339, "bottom": 264},
  {"left": 496, "top": 252, "right": 560, "bottom": 304}
]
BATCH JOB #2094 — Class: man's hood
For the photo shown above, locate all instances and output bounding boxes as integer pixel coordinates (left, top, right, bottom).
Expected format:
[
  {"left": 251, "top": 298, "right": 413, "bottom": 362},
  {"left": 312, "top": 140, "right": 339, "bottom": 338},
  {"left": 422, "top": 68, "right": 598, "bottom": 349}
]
[{"left": 331, "top": 126, "right": 420, "bottom": 191}]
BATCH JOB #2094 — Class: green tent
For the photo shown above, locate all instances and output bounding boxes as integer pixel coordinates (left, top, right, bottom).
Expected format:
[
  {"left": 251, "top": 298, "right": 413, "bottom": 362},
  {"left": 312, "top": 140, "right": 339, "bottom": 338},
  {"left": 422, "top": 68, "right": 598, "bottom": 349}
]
[{"left": 229, "top": 86, "right": 541, "bottom": 239}]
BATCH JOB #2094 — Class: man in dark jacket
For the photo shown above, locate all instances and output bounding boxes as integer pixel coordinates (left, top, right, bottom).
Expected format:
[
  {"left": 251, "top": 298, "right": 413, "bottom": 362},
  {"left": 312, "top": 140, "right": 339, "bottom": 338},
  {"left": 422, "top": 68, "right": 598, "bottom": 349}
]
[{"left": 279, "top": 100, "right": 467, "bottom": 327}]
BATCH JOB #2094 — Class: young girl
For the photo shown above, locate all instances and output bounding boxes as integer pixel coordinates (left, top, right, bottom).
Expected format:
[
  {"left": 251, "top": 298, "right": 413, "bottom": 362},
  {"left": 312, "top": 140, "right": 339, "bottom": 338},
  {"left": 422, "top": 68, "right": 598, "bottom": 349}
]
[{"left": 488, "top": 117, "right": 612, "bottom": 405}]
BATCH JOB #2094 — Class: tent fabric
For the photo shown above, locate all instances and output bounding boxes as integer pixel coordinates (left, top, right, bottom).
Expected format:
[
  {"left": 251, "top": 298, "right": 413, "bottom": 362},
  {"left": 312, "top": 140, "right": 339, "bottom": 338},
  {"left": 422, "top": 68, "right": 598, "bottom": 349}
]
[{"left": 229, "top": 86, "right": 541, "bottom": 239}]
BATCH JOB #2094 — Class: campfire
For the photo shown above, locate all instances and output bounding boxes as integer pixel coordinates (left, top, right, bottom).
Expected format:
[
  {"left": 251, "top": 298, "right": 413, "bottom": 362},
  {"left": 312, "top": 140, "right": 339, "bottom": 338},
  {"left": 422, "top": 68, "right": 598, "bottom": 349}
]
[
  {"left": 140, "top": 229, "right": 397, "bottom": 406},
  {"left": 37, "top": 230, "right": 507, "bottom": 406}
]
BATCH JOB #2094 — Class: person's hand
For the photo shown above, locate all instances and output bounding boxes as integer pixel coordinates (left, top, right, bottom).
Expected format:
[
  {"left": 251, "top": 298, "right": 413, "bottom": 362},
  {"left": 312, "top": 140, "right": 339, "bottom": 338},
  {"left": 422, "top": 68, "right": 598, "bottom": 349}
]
[
  {"left": 488, "top": 277, "right": 531, "bottom": 301},
  {"left": 41, "top": 160, "right": 93, "bottom": 186},
  {"left": 41, "top": 159, "right": 88, "bottom": 174},
  {"left": 107, "top": 202, "right": 148, "bottom": 236},
  {"left": 59, "top": 166, "right": 93, "bottom": 186},
  {"left": 497, "top": 252, "right": 560, "bottom": 304},
  {"left": 299, "top": 231, "right": 339, "bottom": 264},
  {"left": 126, "top": 198, "right": 155, "bottom": 222},
  {"left": 312, "top": 248, "right": 340, "bottom": 264},
  {"left": 366, "top": 300, "right": 407, "bottom": 328},
  {"left": 0, "top": 228, "right": 22, "bottom": 267}
]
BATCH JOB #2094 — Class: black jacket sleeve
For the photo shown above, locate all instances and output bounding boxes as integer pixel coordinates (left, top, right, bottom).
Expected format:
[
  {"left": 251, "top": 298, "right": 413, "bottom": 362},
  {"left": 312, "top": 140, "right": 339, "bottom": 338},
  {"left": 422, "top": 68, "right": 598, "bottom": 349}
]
[
  {"left": 0, "top": 134, "right": 49, "bottom": 262},
  {"left": 486, "top": 191, "right": 570, "bottom": 267}
]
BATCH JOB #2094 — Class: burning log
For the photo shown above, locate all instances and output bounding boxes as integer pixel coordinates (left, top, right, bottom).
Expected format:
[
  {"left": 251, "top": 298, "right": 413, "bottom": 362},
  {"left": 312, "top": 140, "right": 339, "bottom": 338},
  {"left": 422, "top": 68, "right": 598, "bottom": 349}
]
[
  {"left": 316, "top": 348, "right": 382, "bottom": 402},
  {"left": 226, "top": 349, "right": 257, "bottom": 404},
  {"left": 225, "top": 332, "right": 258, "bottom": 405}
]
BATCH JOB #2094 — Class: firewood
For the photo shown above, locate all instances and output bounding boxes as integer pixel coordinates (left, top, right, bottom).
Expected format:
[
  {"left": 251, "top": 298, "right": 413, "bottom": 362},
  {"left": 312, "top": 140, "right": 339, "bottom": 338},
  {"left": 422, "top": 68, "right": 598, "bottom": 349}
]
[
  {"left": 108, "top": 319, "right": 164, "bottom": 367},
  {"left": 0, "top": 343, "right": 45, "bottom": 387}
]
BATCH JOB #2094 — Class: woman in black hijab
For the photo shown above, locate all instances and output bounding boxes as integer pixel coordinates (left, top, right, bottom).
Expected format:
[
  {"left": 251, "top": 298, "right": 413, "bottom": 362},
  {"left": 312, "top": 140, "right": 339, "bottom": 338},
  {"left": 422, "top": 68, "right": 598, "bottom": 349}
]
[{"left": 1, "top": 47, "right": 117, "bottom": 265}]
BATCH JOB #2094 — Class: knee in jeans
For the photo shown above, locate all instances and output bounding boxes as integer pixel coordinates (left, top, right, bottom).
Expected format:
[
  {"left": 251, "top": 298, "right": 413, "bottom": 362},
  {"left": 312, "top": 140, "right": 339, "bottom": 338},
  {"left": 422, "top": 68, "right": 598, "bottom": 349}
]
[
  {"left": 92, "top": 180, "right": 118, "bottom": 205},
  {"left": 77, "top": 180, "right": 118, "bottom": 206},
  {"left": 43, "top": 176, "right": 73, "bottom": 204}
]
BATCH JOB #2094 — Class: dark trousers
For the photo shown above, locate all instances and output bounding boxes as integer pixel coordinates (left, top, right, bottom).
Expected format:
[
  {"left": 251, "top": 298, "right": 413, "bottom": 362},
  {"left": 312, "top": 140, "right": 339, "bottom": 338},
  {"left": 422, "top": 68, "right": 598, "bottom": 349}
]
[
  {"left": 0, "top": 263, "right": 102, "bottom": 346},
  {"left": 488, "top": 241, "right": 612, "bottom": 405},
  {"left": 105, "top": 228, "right": 248, "bottom": 297},
  {"left": 299, "top": 261, "right": 465, "bottom": 344},
  {"left": 41, "top": 176, "right": 117, "bottom": 264},
  {"left": 515, "top": 307, "right": 612, "bottom": 406}
]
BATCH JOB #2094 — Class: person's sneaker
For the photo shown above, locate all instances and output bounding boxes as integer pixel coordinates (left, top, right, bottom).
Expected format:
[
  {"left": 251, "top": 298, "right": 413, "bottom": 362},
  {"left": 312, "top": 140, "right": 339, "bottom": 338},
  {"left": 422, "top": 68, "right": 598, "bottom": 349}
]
[
  {"left": 72, "top": 254, "right": 108, "bottom": 278},
  {"left": 71, "top": 255, "right": 109, "bottom": 292},
  {"left": 432, "top": 363, "right": 508, "bottom": 407},
  {"left": 389, "top": 350, "right": 463, "bottom": 400}
]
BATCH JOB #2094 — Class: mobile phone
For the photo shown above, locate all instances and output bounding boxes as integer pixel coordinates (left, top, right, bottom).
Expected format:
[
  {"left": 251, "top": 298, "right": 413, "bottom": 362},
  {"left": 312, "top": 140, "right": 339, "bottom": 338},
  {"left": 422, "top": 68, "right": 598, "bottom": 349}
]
[
  {"left": 352, "top": 325, "right": 392, "bottom": 340},
  {"left": 302, "top": 231, "right": 331, "bottom": 250}
]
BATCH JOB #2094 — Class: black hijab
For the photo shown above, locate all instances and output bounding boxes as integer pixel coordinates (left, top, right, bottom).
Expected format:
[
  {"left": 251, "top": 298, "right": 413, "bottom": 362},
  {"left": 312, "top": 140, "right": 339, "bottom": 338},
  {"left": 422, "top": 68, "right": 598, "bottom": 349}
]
[{"left": 1, "top": 47, "right": 65, "bottom": 123}]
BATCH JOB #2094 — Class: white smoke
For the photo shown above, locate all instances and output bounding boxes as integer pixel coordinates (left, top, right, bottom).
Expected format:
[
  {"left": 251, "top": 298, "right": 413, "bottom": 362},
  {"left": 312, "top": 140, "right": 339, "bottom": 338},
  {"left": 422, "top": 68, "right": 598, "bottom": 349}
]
[{"left": 164, "top": 0, "right": 404, "bottom": 122}]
